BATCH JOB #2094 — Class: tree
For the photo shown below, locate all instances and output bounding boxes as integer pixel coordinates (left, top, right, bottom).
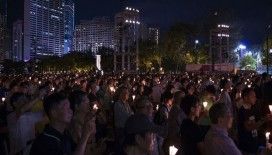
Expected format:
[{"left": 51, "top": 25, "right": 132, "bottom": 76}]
[
  {"left": 39, "top": 52, "right": 95, "bottom": 72},
  {"left": 262, "top": 35, "right": 272, "bottom": 65},
  {"left": 240, "top": 55, "right": 257, "bottom": 70},
  {"left": 138, "top": 40, "right": 162, "bottom": 71},
  {"left": 160, "top": 23, "right": 196, "bottom": 71}
]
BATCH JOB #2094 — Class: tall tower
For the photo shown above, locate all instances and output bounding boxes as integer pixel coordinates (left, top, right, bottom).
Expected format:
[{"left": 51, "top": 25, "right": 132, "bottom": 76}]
[
  {"left": 114, "top": 7, "right": 140, "bottom": 71},
  {"left": 64, "top": 0, "right": 75, "bottom": 54},
  {"left": 24, "top": 0, "right": 65, "bottom": 61},
  {"left": 73, "top": 18, "right": 114, "bottom": 54},
  {"left": 209, "top": 24, "right": 230, "bottom": 71},
  {"left": 0, "top": 0, "right": 8, "bottom": 60},
  {"left": 12, "top": 20, "right": 23, "bottom": 61}
]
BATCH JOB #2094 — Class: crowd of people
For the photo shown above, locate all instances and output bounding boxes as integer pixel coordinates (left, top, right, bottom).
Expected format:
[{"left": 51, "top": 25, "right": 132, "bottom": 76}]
[{"left": 0, "top": 71, "right": 271, "bottom": 155}]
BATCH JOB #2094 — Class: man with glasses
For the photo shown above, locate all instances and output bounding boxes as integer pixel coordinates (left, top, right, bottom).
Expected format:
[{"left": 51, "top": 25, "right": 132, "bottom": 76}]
[{"left": 204, "top": 103, "right": 242, "bottom": 155}]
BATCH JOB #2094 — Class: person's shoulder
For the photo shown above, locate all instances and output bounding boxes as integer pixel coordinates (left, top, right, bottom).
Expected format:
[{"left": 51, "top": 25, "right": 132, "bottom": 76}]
[{"left": 31, "top": 133, "right": 62, "bottom": 155}]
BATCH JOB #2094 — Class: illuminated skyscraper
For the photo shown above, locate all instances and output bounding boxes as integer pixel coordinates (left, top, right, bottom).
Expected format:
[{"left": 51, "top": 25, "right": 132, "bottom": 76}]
[
  {"left": 12, "top": 20, "right": 23, "bottom": 61},
  {"left": 64, "top": 0, "right": 74, "bottom": 53},
  {"left": 148, "top": 27, "right": 159, "bottom": 45},
  {"left": 0, "top": 0, "right": 8, "bottom": 60},
  {"left": 24, "top": 0, "right": 65, "bottom": 61},
  {"left": 73, "top": 17, "right": 114, "bottom": 54},
  {"left": 114, "top": 7, "right": 141, "bottom": 71},
  {"left": 209, "top": 24, "right": 231, "bottom": 69}
]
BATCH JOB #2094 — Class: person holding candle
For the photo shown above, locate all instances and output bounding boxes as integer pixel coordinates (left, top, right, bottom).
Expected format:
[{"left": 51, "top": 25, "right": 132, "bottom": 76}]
[
  {"left": 30, "top": 93, "right": 94, "bottom": 155},
  {"left": 68, "top": 90, "right": 99, "bottom": 154},
  {"left": 179, "top": 95, "right": 208, "bottom": 155},
  {"left": 163, "top": 90, "right": 186, "bottom": 154},
  {"left": 237, "top": 88, "right": 268, "bottom": 155},
  {"left": 204, "top": 102, "right": 242, "bottom": 155},
  {"left": 153, "top": 91, "right": 174, "bottom": 155},
  {"left": 114, "top": 86, "right": 134, "bottom": 154},
  {"left": 123, "top": 114, "right": 158, "bottom": 155}
]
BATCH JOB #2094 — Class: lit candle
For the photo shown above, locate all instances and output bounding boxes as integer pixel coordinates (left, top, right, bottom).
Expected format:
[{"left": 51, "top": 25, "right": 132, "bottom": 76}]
[
  {"left": 169, "top": 145, "right": 178, "bottom": 155},
  {"left": 110, "top": 86, "right": 115, "bottom": 92},
  {"left": 269, "top": 105, "right": 272, "bottom": 113},
  {"left": 51, "top": 87, "right": 55, "bottom": 92},
  {"left": 132, "top": 95, "right": 136, "bottom": 101},
  {"left": 203, "top": 102, "right": 208, "bottom": 108},
  {"left": 93, "top": 104, "right": 98, "bottom": 110},
  {"left": 2, "top": 97, "right": 5, "bottom": 102},
  {"left": 266, "top": 132, "right": 270, "bottom": 141},
  {"left": 156, "top": 105, "right": 159, "bottom": 111},
  {"left": 38, "top": 81, "right": 41, "bottom": 85},
  {"left": 248, "top": 85, "right": 251, "bottom": 88}
]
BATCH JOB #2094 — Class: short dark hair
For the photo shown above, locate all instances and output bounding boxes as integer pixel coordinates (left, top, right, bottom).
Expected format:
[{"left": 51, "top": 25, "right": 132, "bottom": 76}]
[
  {"left": 180, "top": 95, "right": 199, "bottom": 116},
  {"left": 205, "top": 85, "right": 216, "bottom": 95},
  {"left": 242, "top": 88, "right": 254, "bottom": 99},
  {"left": 220, "top": 79, "right": 229, "bottom": 89},
  {"left": 143, "top": 86, "right": 152, "bottom": 96},
  {"left": 10, "top": 92, "right": 25, "bottom": 110},
  {"left": 43, "top": 93, "right": 67, "bottom": 119},
  {"left": 209, "top": 102, "right": 230, "bottom": 124},
  {"left": 162, "top": 91, "right": 174, "bottom": 102},
  {"left": 69, "top": 90, "right": 87, "bottom": 113}
]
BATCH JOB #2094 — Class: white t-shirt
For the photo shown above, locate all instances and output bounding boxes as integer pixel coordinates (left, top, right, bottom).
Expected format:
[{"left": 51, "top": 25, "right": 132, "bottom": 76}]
[{"left": 7, "top": 112, "right": 43, "bottom": 154}]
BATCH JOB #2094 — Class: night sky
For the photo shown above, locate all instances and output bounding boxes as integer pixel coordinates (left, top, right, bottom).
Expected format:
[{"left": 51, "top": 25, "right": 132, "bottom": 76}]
[{"left": 76, "top": 0, "right": 272, "bottom": 46}]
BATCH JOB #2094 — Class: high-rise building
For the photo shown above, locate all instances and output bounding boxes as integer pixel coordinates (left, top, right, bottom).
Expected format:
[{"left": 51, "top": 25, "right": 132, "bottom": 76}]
[
  {"left": 12, "top": 20, "right": 23, "bottom": 61},
  {"left": 139, "top": 23, "right": 148, "bottom": 41},
  {"left": 209, "top": 24, "right": 231, "bottom": 67},
  {"left": 0, "top": 0, "right": 8, "bottom": 60},
  {"left": 0, "top": 0, "right": 7, "bottom": 16},
  {"left": 73, "top": 17, "right": 114, "bottom": 54},
  {"left": 148, "top": 27, "right": 159, "bottom": 45},
  {"left": 23, "top": 0, "right": 65, "bottom": 61},
  {"left": 114, "top": 7, "right": 140, "bottom": 71},
  {"left": 73, "top": 21, "right": 91, "bottom": 52},
  {"left": 64, "top": 0, "right": 74, "bottom": 53}
]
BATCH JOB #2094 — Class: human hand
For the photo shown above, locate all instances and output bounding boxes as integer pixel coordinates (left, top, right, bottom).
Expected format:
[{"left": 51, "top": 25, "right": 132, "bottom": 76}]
[{"left": 82, "top": 113, "right": 96, "bottom": 139}]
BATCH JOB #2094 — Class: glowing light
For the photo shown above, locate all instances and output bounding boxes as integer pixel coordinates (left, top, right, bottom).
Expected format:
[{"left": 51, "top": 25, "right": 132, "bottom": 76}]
[
  {"left": 266, "top": 132, "right": 270, "bottom": 141},
  {"left": 93, "top": 104, "right": 98, "bottom": 110},
  {"left": 195, "top": 40, "right": 199, "bottom": 44},
  {"left": 132, "top": 95, "right": 136, "bottom": 101},
  {"left": 110, "top": 86, "right": 116, "bottom": 92},
  {"left": 218, "top": 24, "right": 230, "bottom": 28},
  {"left": 238, "top": 44, "right": 246, "bottom": 50},
  {"left": 269, "top": 105, "right": 272, "bottom": 113},
  {"left": 156, "top": 105, "right": 159, "bottom": 111},
  {"left": 2, "top": 97, "right": 5, "bottom": 102},
  {"left": 169, "top": 145, "right": 178, "bottom": 155},
  {"left": 203, "top": 102, "right": 208, "bottom": 108}
]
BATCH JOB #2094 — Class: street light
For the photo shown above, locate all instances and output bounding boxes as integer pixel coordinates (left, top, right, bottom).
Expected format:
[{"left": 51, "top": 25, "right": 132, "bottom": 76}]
[
  {"left": 195, "top": 40, "right": 199, "bottom": 64},
  {"left": 195, "top": 40, "right": 199, "bottom": 44},
  {"left": 238, "top": 44, "right": 246, "bottom": 50}
]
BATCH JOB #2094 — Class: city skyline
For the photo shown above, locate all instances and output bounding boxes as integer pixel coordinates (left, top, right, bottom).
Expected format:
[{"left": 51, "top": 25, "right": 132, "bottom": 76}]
[{"left": 75, "top": 0, "right": 272, "bottom": 45}]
